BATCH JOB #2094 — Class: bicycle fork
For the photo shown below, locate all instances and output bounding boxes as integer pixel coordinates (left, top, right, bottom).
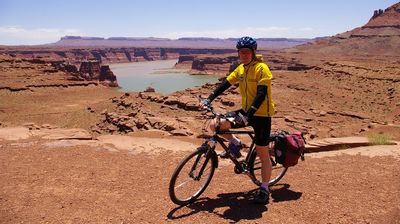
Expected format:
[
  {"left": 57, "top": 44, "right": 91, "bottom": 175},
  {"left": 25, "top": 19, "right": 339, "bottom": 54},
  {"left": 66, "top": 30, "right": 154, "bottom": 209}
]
[{"left": 189, "top": 143, "right": 217, "bottom": 180}]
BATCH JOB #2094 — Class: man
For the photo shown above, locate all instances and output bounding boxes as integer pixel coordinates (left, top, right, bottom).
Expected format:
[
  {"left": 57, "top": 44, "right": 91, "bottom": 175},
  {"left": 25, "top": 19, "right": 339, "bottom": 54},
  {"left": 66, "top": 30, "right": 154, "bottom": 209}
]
[{"left": 200, "top": 36, "right": 275, "bottom": 204}]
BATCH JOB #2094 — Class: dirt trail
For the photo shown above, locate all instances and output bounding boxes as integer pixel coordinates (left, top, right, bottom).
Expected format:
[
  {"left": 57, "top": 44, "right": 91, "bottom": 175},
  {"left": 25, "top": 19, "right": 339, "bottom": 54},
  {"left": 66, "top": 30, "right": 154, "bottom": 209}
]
[{"left": 0, "top": 127, "right": 399, "bottom": 223}]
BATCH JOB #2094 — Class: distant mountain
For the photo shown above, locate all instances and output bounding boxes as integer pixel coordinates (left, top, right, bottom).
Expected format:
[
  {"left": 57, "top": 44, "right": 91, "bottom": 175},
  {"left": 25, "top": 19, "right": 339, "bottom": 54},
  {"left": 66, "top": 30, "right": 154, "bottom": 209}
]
[
  {"left": 338, "top": 2, "right": 400, "bottom": 38},
  {"left": 49, "top": 36, "right": 314, "bottom": 49},
  {"left": 292, "top": 2, "right": 400, "bottom": 56}
]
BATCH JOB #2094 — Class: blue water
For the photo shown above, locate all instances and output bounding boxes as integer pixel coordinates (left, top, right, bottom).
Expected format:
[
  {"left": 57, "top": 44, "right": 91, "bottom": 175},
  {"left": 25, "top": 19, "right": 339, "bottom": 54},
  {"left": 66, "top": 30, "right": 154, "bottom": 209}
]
[{"left": 110, "top": 60, "right": 220, "bottom": 94}]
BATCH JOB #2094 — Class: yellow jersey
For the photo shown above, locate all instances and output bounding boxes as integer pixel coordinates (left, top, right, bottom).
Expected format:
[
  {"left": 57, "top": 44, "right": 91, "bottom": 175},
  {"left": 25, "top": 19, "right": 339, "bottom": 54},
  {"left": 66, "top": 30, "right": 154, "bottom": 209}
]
[{"left": 226, "top": 55, "right": 275, "bottom": 117}]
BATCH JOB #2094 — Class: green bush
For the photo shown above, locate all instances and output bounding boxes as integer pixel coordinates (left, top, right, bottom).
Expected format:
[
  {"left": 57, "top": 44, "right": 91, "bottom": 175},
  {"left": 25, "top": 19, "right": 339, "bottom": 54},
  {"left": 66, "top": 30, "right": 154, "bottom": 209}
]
[{"left": 368, "top": 133, "right": 392, "bottom": 145}]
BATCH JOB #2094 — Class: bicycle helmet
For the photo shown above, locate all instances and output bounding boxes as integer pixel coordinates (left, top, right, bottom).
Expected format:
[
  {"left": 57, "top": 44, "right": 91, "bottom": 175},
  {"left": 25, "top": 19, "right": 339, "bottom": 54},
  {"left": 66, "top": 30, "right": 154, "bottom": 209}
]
[{"left": 236, "top": 36, "right": 257, "bottom": 50}]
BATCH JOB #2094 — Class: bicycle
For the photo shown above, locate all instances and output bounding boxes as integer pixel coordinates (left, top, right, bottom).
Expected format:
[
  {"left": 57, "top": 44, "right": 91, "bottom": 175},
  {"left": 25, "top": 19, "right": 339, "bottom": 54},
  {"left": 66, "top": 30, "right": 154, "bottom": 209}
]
[{"left": 169, "top": 102, "right": 288, "bottom": 206}]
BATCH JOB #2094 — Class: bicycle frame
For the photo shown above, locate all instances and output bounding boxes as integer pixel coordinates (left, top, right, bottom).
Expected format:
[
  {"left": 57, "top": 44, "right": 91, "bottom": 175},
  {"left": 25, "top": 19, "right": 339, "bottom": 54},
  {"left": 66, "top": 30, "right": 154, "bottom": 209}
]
[{"left": 201, "top": 127, "right": 263, "bottom": 185}]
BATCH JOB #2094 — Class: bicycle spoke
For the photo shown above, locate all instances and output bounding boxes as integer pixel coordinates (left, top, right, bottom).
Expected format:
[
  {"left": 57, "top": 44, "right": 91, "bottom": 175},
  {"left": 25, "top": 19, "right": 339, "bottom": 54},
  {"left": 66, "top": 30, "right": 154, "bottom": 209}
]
[
  {"left": 169, "top": 149, "right": 216, "bottom": 205},
  {"left": 175, "top": 165, "right": 212, "bottom": 189},
  {"left": 175, "top": 179, "right": 194, "bottom": 189}
]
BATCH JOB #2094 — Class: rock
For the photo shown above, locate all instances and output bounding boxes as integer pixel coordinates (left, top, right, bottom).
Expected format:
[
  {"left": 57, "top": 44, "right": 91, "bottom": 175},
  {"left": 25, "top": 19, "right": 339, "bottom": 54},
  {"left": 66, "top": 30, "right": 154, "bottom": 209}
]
[
  {"left": 139, "top": 92, "right": 165, "bottom": 103},
  {"left": 184, "top": 101, "right": 201, "bottom": 111},
  {"left": 220, "top": 99, "right": 235, "bottom": 106},
  {"left": 107, "top": 125, "right": 118, "bottom": 132},
  {"left": 144, "top": 86, "right": 155, "bottom": 92},
  {"left": 319, "top": 111, "right": 327, "bottom": 116},
  {"left": 23, "top": 122, "right": 36, "bottom": 128},
  {"left": 191, "top": 56, "right": 238, "bottom": 73},
  {"left": 177, "top": 55, "right": 195, "bottom": 63},
  {"left": 99, "top": 65, "right": 117, "bottom": 84},
  {"left": 164, "top": 96, "right": 180, "bottom": 105},
  {"left": 30, "top": 125, "right": 41, "bottom": 130},
  {"left": 118, "top": 99, "right": 132, "bottom": 108},
  {"left": 171, "top": 129, "right": 193, "bottom": 136},
  {"left": 91, "top": 126, "right": 102, "bottom": 134},
  {"left": 41, "top": 124, "right": 55, "bottom": 129},
  {"left": 79, "top": 61, "right": 101, "bottom": 80},
  {"left": 128, "top": 112, "right": 137, "bottom": 117},
  {"left": 117, "top": 105, "right": 126, "bottom": 111},
  {"left": 146, "top": 117, "right": 177, "bottom": 131},
  {"left": 31, "top": 128, "right": 93, "bottom": 140},
  {"left": 175, "top": 95, "right": 199, "bottom": 111},
  {"left": 0, "top": 127, "right": 31, "bottom": 140},
  {"left": 87, "top": 107, "right": 95, "bottom": 113},
  {"left": 284, "top": 116, "right": 296, "bottom": 123},
  {"left": 309, "top": 131, "right": 318, "bottom": 139}
]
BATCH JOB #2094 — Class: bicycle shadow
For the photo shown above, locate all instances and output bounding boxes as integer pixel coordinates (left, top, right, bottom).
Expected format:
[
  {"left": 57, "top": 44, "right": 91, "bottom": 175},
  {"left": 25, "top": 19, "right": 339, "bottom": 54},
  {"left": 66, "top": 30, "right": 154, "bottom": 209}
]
[
  {"left": 167, "top": 189, "right": 266, "bottom": 223},
  {"left": 167, "top": 184, "right": 302, "bottom": 222},
  {"left": 270, "top": 183, "right": 303, "bottom": 203}
]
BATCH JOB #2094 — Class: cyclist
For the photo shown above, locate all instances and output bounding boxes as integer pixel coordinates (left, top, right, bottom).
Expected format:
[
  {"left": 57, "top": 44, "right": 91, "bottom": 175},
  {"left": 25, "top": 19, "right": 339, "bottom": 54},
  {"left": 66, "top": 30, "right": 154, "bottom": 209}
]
[{"left": 200, "top": 36, "right": 275, "bottom": 205}]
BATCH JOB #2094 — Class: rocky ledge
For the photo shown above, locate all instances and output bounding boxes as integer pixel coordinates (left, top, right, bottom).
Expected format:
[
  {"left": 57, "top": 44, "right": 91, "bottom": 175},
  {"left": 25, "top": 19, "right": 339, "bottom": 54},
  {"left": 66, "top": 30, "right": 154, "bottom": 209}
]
[{"left": 0, "top": 56, "right": 118, "bottom": 90}]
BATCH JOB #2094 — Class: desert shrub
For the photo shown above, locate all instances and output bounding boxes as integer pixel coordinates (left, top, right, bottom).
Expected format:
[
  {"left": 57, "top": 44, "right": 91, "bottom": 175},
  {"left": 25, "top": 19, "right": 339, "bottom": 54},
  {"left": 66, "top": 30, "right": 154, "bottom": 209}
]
[{"left": 368, "top": 133, "right": 392, "bottom": 145}]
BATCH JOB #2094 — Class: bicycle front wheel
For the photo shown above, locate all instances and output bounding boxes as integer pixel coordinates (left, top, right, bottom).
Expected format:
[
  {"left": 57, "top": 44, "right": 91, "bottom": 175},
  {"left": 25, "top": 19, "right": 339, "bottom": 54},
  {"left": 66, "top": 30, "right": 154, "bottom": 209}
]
[
  {"left": 248, "top": 146, "right": 288, "bottom": 187},
  {"left": 169, "top": 147, "right": 216, "bottom": 205}
]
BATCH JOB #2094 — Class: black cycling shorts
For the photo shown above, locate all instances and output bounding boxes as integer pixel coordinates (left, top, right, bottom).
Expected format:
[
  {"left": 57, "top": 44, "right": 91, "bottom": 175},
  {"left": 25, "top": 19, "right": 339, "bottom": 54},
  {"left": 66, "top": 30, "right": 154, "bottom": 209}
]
[{"left": 225, "top": 109, "right": 272, "bottom": 146}]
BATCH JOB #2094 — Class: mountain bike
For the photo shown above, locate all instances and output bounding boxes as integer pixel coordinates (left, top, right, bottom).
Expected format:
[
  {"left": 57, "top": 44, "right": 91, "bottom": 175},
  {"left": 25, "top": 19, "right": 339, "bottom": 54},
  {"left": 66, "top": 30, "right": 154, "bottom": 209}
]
[{"left": 169, "top": 102, "right": 288, "bottom": 206}]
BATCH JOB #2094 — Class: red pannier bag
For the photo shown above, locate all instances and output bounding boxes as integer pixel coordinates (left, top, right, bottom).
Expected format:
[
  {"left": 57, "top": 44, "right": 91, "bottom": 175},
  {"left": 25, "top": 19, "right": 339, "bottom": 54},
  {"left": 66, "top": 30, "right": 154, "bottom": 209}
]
[{"left": 274, "top": 131, "right": 306, "bottom": 167}]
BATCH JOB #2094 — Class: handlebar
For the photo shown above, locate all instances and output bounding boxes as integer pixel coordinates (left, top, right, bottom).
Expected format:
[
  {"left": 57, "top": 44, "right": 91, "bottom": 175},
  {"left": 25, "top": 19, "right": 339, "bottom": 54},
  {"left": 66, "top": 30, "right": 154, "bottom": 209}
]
[
  {"left": 198, "top": 97, "right": 255, "bottom": 136},
  {"left": 199, "top": 97, "right": 224, "bottom": 119}
]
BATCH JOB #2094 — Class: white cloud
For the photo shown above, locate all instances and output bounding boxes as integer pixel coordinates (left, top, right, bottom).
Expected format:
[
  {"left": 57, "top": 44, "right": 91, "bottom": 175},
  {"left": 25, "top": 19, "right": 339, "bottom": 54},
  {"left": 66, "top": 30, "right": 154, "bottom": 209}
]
[
  {"left": 0, "top": 26, "right": 84, "bottom": 45},
  {"left": 163, "top": 26, "right": 317, "bottom": 39}
]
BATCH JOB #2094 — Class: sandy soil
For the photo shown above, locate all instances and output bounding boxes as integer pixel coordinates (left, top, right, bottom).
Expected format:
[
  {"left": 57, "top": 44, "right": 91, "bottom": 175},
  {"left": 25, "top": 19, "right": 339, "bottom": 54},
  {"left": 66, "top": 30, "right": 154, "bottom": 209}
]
[{"left": 0, "top": 131, "right": 399, "bottom": 223}]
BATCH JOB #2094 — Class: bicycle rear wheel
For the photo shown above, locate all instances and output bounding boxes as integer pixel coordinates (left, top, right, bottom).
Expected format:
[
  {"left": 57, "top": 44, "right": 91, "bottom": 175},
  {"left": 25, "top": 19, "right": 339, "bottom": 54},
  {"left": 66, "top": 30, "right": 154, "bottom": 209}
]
[
  {"left": 248, "top": 145, "right": 288, "bottom": 186},
  {"left": 169, "top": 147, "right": 217, "bottom": 205}
]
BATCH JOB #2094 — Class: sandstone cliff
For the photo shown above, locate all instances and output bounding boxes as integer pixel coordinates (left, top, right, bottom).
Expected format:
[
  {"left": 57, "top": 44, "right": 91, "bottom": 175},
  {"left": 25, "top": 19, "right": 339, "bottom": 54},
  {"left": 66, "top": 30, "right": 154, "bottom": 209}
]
[
  {"left": 176, "top": 52, "right": 315, "bottom": 75},
  {"left": 292, "top": 2, "right": 400, "bottom": 56},
  {"left": 0, "top": 47, "right": 238, "bottom": 87},
  {"left": 1, "top": 47, "right": 236, "bottom": 65}
]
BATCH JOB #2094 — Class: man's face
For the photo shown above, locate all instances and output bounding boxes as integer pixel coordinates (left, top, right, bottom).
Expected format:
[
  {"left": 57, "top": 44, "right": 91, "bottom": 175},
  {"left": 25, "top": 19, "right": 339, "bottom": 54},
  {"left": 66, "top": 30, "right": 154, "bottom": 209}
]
[{"left": 238, "top": 48, "right": 253, "bottom": 64}]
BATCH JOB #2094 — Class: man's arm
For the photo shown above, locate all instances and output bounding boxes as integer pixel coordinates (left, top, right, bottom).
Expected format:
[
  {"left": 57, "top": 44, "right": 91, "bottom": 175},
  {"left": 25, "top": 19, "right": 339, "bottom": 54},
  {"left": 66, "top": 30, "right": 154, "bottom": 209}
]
[
  {"left": 246, "top": 85, "right": 268, "bottom": 118},
  {"left": 207, "top": 79, "right": 232, "bottom": 102}
]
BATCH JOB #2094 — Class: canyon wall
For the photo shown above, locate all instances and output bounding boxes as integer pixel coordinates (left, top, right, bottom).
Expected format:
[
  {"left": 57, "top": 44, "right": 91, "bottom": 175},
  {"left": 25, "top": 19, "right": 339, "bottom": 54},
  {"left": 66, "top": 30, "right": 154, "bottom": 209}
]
[
  {"left": 1, "top": 47, "right": 236, "bottom": 65},
  {"left": 0, "top": 47, "right": 237, "bottom": 86}
]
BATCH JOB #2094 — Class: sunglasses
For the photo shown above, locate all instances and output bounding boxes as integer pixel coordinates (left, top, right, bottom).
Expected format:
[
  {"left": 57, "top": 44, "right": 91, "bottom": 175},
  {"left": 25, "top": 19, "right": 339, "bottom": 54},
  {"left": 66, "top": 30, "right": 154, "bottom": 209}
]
[{"left": 238, "top": 48, "right": 253, "bottom": 54}]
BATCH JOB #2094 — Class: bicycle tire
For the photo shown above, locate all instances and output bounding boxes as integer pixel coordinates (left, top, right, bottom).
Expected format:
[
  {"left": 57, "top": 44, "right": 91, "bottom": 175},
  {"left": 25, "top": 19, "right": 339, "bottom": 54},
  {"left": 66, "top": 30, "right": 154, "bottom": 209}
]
[
  {"left": 248, "top": 145, "right": 288, "bottom": 187},
  {"left": 169, "top": 147, "right": 217, "bottom": 205}
]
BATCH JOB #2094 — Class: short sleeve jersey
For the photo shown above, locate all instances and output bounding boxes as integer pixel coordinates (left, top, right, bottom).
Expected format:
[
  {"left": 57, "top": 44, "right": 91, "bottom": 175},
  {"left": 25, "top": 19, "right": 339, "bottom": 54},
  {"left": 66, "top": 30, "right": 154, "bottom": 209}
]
[{"left": 226, "top": 56, "right": 275, "bottom": 117}]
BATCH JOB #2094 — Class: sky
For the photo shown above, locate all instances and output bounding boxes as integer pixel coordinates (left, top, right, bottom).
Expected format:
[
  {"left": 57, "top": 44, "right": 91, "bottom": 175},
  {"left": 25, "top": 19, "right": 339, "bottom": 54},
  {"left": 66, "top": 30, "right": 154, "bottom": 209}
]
[{"left": 0, "top": 0, "right": 398, "bottom": 45}]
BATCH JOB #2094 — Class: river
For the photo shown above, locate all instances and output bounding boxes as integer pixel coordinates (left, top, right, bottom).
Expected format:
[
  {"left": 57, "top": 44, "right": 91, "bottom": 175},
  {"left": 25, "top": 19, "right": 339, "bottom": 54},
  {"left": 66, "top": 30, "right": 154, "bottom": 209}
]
[{"left": 110, "top": 60, "right": 220, "bottom": 94}]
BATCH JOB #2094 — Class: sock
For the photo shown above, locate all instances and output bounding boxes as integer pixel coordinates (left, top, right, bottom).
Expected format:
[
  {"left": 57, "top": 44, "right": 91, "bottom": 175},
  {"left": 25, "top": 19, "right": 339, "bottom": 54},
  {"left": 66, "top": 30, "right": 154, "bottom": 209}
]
[
  {"left": 261, "top": 183, "right": 269, "bottom": 191},
  {"left": 229, "top": 137, "right": 241, "bottom": 146}
]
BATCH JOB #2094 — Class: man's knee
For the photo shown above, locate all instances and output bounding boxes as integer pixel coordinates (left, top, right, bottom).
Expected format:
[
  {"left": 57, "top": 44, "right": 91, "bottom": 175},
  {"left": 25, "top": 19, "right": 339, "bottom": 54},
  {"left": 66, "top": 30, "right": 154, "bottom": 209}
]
[
  {"left": 209, "top": 118, "right": 231, "bottom": 131},
  {"left": 219, "top": 119, "right": 232, "bottom": 130},
  {"left": 209, "top": 119, "right": 217, "bottom": 131}
]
